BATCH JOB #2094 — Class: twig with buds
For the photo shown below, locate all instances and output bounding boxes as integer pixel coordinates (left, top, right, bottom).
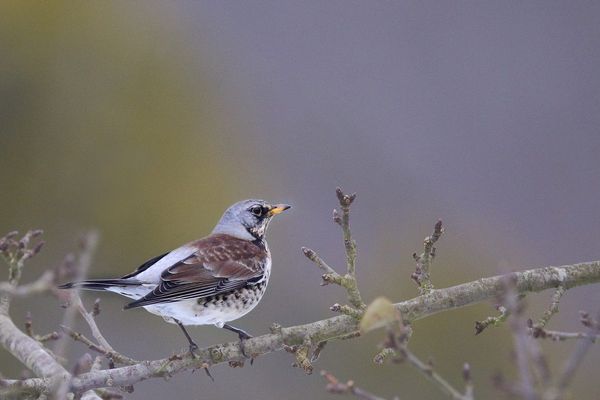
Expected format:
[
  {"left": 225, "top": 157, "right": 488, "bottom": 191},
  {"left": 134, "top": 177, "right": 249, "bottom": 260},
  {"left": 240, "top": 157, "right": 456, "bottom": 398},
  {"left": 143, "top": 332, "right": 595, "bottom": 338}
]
[
  {"left": 303, "top": 187, "right": 366, "bottom": 321},
  {"left": 321, "top": 370, "right": 388, "bottom": 400},
  {"left": 411, "top": 220, "right": 443, "bottom": 295},
  {"left": 24, "top": 312, "right": 61, "bottom": 344},
  {"left": 475, "top": 305, "right": 509, "bottom": 335}
]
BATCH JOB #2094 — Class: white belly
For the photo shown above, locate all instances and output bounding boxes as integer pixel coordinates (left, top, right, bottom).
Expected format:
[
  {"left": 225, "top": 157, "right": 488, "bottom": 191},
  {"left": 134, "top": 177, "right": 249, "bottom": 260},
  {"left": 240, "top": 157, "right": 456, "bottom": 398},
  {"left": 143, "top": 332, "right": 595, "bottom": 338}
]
[{"left": 144, "top": 282, "right": 266, "bottom": 328}]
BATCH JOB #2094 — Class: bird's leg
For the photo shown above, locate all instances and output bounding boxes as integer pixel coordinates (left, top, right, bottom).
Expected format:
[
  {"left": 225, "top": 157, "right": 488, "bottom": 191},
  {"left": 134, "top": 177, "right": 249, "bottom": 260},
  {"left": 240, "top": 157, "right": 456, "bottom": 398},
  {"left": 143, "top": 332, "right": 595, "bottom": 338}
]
[
  {"left": 222, "top": 323, "right": 252, "bottom": 340},
  {"left": 222, "top": 323, "right": 253, "bottom": 363},
  {"left": 176, "top": 320, "right": 199, "bottom": 355},
  {"left": 175, "top": 320, "right": 214, "bottom": 380}
]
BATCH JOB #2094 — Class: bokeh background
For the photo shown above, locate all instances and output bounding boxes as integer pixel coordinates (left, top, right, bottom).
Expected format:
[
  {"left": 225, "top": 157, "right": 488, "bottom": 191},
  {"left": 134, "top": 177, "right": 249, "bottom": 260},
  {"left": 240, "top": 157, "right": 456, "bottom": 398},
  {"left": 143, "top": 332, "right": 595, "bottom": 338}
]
[{"left": 1, "top": 2, "right": 599, "bottom": 399}]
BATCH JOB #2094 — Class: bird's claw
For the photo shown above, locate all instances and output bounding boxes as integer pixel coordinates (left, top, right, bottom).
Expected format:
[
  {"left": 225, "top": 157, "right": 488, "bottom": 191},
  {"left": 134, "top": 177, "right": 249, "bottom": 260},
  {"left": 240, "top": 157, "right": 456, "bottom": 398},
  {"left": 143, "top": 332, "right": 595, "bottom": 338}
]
[
  {"left": 188, "top": 342, "right": 199, "bottom": 358},
  {"left": 238, "top": 333, "right": 254, "bottom": 364}
]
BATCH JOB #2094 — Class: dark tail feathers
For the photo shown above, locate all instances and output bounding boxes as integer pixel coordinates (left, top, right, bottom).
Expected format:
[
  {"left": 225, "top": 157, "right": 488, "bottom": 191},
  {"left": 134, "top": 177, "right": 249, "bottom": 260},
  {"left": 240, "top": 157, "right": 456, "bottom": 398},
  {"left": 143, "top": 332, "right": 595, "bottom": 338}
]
[{"left": 58, "top": 279, "right": 140, "bottom": 291}]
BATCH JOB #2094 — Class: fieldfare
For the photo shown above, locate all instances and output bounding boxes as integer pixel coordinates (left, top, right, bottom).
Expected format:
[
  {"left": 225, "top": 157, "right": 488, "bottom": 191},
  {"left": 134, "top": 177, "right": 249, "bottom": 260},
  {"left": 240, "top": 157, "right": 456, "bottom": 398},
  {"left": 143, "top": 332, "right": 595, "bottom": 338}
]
[{"left": 60, "top": 199, "right": 291, "bottom": 358}]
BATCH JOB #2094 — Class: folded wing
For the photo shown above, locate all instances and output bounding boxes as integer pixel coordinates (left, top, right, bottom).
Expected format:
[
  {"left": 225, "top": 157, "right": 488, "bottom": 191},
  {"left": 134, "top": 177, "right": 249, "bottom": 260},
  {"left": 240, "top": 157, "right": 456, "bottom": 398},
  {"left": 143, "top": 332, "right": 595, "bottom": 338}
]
[{"left": 124, "top": 235, "right": 267, "bottom": 309}]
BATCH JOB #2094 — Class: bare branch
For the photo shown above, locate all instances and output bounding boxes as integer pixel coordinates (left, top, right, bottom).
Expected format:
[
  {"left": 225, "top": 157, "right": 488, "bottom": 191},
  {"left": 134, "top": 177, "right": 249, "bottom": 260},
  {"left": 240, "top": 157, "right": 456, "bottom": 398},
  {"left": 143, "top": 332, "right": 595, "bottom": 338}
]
[
  {"left": 60, "top": 325, "right": 136, "bottom": 366},
  {"left": 0, "top": 231, "right": 69, "bottom": 385},
  {"left": 331, "top": 303, "right": 363, "bottom": 319},
  {"left": 0, "top": 230, "right": 46, "bottom": 312},
  {"left": 463, "top": 363, "right": 474, "bottom": 400},
  {"left": 2, "top": 209, "right": 600, "bottom": 398},
  {"left": 373, "top": 322, "right": 472, "bottom": 400},
  {"left": 321, "top": 370, "right": 388, "bottom": 400},
  {"left": 334, "top": 187, "right": 364, "bottom": 310},
  {"left": 411, "top": 220, "right": 443, "bottom": 295},
  {"left": 475, "top": 305, "right": 508, "bottom": 335},
  {"left": 535, "top": 285, "right": 566, "bottom": 329},
  {"left": 553, "top": 310, "right": 600, "bottom": 399},
  {"left": 53, "top": 260, "right": 599, "bottom": 394},
  {"left": 504, "top": 280, "right": 537, "bottom": 400},
  {"left": 399, "top": 347, "right": 470, "bottom": 400},
  {"left": 72, "top": 296, "right": 137, "bottom": 365},
  {"left": 0, "top": 270, "right": 55, "bottom": 298},
  {"left": 0, "top": 304, "right": 69, "bottom": 383},
  {"left": 301, "top": 247, "right": 338, "bottom": 276},
  {"left": 529, "top": 323, "right": 599, "bottom": 342},
  {"left": 53, "top": 231, "right": 100, "bottom": 360},
  {"left": 303, "top": 187, "right": 365, "bottom": 325}
]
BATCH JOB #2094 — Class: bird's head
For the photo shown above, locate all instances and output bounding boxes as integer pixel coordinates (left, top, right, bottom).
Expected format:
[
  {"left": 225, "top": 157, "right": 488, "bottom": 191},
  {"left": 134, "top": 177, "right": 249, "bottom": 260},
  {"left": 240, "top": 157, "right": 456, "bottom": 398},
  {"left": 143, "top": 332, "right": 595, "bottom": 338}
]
[{"left": 212, "top": 199, "right": 291, "bottom": 241}]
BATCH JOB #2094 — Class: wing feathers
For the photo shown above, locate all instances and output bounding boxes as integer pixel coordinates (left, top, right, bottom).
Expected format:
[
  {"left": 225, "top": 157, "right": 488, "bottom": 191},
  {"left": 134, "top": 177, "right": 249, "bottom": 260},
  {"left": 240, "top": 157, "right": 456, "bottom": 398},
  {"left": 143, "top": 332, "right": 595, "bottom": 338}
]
[{"left": 124, "top": 234, "right": 267, "bottom": 309}]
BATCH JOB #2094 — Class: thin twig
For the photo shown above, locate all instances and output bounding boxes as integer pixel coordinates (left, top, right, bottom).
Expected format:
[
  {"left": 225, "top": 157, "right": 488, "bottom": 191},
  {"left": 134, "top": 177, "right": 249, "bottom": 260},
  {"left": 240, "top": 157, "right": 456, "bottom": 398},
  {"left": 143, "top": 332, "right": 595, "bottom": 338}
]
[
  {"left": 463, "top": 363, "right": 474, "bottom": 400},
  {"left": 321, "top": 370, "right": 388, "bottom": 400},
  {"left": 535, "top": 285, "right": 565, "bottom": 329},
  {"left": 60, "top": 326, "right": 111, "bottom": 360},
  {"left": 335, "top": 187, "right": 365, "bottom": 310},
  {"left": 0, "top": 270, "right": 55, "bottom": 297},
  {"left": 372, "top": 314, "right": 472, "bottom": 400},
  {"left": 530, "top": 325, "right": 599, "bottom": 342},
  {"left": 303, "top": 187, "right": 365, "bottom": 319},
  {"left": 0, "top": 230, "right": 45, "bottom": 313},
  {"left": 61, "top": 299, "right": 138, "bottom": 365},
  {"left": 504, "top": 279, "right": 537, "bottom": 400},
  {"left": 53, "top": 231, "right": 99, "bottom": 360},
  {"left": 475, "top": 305, "right": 509, "bottom": 335},
  {"left": 553, "top": 310, "right": 600, "bottom": 399},
  {"left": 301, "top": 247, "right": 338, "bottom": 276},
  {"left": 411, "top": 220, "right": 443, "bottom": 295},
  {"left": 399, "top": 346, "right": 470, "bottom": 400}
]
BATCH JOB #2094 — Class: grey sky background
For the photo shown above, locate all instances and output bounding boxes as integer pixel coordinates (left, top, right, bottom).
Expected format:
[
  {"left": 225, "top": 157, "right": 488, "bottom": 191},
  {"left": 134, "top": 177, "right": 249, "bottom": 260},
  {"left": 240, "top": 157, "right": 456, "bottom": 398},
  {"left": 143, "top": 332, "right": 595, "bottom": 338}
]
[{"left": 190, "top": 1, "right": 600, "bottom": 265}]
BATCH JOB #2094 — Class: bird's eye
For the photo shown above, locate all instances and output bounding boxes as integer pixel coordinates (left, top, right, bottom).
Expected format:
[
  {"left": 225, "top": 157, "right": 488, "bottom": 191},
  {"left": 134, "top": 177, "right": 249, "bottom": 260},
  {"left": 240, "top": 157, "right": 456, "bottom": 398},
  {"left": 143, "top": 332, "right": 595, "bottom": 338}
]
[{"left": 250, "top": 205, "right": 263, "bottom": 217}]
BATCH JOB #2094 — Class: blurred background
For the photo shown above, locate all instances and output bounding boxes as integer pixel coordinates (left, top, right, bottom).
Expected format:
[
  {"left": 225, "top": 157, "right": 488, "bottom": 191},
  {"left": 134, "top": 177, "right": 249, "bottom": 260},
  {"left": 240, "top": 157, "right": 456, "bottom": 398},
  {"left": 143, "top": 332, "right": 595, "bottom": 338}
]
[{"left": 1, "top": 1, "right": 599, "bottom": 399}]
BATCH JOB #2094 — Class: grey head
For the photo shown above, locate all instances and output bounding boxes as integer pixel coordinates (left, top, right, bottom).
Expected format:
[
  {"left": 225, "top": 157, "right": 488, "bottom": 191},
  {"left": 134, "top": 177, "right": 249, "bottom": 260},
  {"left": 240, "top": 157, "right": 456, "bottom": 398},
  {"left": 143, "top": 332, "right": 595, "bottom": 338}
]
[{"left": 211, "top": 199, "right": 291, "bottom": 241}]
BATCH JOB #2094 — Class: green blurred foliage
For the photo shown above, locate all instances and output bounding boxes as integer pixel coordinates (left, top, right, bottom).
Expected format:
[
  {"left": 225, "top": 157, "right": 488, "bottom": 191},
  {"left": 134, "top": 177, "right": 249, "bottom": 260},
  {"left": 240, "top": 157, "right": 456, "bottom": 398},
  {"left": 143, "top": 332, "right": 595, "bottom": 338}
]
[{"left": 0, "top": 2, "right": 235, "bottom": 275}]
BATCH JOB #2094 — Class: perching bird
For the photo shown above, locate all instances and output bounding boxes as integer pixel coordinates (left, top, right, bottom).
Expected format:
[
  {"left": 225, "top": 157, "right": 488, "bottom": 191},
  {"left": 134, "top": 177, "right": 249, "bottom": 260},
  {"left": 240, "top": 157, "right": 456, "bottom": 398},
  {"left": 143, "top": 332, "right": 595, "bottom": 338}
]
[{"left": 59, "top": 199, "right": 290, "bottom": 357}]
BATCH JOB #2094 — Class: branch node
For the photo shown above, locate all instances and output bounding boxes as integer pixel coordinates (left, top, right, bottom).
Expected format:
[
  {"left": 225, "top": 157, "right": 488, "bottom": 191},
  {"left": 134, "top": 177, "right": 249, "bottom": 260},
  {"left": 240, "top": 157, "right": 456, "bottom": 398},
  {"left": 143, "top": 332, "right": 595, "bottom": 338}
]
[
  {"left": 291, "top": 345, "right": 313, "bottom": 375},
  {"left": 373, "top": 348, "right": 396, "bottom": 365},
  {"left": 310, "top": 341, "right": 327, "bottom": 362},
  {"left": 330, "top": 303, "right": 363, "bottom": 319},
  {"left": 92, "top": 298, "right": 101, "bottom": 317},
  {"left": 269, "top": 322, "right": 282, "bottom": 334}
]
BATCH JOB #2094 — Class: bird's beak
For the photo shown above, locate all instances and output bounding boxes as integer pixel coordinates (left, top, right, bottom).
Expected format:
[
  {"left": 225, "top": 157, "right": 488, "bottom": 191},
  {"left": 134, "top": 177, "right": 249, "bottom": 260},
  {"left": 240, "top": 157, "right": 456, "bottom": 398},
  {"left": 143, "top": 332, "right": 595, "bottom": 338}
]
[{"left": 268, "top": 204, "right": 292, "bottom": 216}]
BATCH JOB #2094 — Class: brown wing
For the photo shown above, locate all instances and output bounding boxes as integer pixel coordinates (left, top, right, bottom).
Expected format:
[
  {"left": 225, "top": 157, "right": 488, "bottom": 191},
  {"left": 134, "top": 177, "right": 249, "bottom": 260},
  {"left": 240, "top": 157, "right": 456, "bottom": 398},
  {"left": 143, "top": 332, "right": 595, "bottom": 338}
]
[{"left": 124, "top": 235, "right": 267, "bottom": 309}]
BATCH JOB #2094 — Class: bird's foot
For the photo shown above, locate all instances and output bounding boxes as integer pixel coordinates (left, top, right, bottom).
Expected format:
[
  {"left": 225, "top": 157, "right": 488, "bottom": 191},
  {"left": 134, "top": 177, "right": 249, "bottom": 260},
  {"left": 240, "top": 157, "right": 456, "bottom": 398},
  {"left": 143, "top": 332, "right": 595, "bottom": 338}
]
[
  {"left": 238, "top": 332, "right": 254, "bottom": 364},
  {"left": 222, "top": 324, "right": 255, "bottom": 364},
  {"left": 203, "top": 365, "right": 215, "bottom": 382},
  {"left": 188, "top": 342, "right": 199, "bottom": 358}
]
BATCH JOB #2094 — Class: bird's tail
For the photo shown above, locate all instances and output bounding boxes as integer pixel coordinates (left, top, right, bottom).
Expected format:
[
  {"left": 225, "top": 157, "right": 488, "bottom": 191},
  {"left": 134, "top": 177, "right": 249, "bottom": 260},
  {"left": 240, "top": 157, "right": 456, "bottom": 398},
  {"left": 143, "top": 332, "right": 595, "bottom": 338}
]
[{"left": 58, "top": 279, "right": 141, "bottom": 291}]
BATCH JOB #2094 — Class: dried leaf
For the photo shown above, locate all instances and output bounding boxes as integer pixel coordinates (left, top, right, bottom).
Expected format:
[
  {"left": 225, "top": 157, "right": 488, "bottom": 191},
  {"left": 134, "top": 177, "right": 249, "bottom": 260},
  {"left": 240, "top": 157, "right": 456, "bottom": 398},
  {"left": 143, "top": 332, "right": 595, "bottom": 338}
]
[{"left": 360, "top": 296, "right": 397, "bottom": 334}]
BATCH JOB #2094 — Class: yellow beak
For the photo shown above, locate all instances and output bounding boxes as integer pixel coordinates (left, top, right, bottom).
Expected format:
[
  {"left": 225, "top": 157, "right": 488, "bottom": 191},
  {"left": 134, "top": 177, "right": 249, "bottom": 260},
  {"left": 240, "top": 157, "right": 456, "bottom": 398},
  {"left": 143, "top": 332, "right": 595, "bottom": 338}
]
[{"left": 268, "top": 204, "right": 292, "bottom": 216}]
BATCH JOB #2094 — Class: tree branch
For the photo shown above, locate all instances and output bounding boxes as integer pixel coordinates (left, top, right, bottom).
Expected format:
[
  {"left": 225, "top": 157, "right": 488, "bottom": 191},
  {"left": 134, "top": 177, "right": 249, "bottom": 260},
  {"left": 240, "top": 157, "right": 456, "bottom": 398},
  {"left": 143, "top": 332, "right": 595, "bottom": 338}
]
[
  {"left": 0, "top": 231, "right": 69, "bottom": 397},
  {"left": 2, "top": 212, "right": 600, "bottom": 397},
  {"left": 63, "top": 260, "right": 600, "bottom": 393}
]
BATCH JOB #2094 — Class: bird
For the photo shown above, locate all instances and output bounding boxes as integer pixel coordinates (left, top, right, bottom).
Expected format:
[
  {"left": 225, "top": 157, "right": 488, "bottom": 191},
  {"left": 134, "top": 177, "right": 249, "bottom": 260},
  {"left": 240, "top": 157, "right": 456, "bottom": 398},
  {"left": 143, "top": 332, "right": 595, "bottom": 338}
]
[{"left": 59, "top": 199, "right": 291, "bottom": 359}]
